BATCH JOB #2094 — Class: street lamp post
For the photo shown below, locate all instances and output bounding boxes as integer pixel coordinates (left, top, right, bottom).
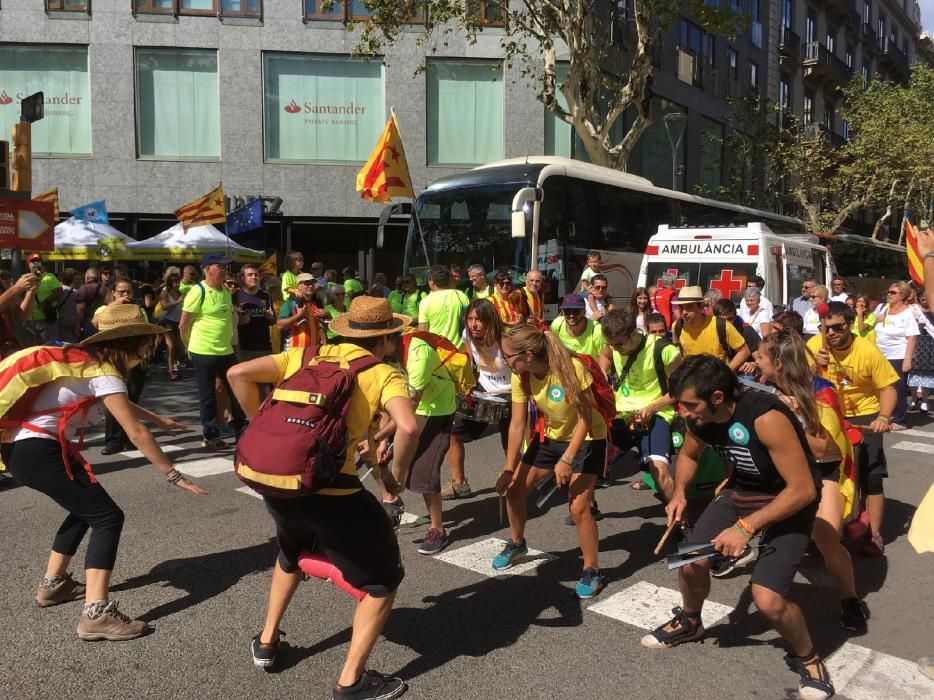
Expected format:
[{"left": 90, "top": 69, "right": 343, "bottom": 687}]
[{"left": 663, "top": 112, "right": 687, "bottom": 191}]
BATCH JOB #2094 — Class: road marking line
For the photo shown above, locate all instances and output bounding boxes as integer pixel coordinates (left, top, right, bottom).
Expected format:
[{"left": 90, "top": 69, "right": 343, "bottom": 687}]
[
  {"left": 175, "top": 457, "right": 233, "bottom": 477},
  {"left": 118, "top": 444, "right": 184, "bottom": 459},
  {"left": 400, "top": 512, "right": 422, "bottom": 525},
  {"left": 435, "top": 537, "right": 556, "bottom": 577},
  {"left": 825, "top": 642, "right": 934, "bottom": 700},
  {"left": 889, "top": 441, "right": 934, "bottom": 453},
  {"left": 587, "top": 580, "right": 734, "bottom": 630},
  {"left": 235, "top": 486, "right": 262, "bottom": 499},
  {"left": 891, "top": 428, "right": 934, "bottom": 439}
]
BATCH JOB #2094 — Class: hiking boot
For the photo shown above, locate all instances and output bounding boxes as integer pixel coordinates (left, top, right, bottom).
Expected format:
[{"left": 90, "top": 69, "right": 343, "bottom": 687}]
[
  {"left": 785, "top": 652, "right": 835, "bottom": 700},
  {"left": 861, "top": 531, "right": 885, "bottom": 557},
  {"left": 417, "top": 528, "right": 449, "bottom": 555},
  {"left": 77, "top": 601, "right": 150, "bottom": 641},
  {"left": 492, "top": 539, "right": 528, "bottom": 570},
  {"left": 36, "top": 573, "right": 86, "bottom": 608},
  {"left": 710, "top": 545, "right": 757, "bottom": 578},
  {"left": 840, "top": 598, "right": 869, "bottom": 634},
  {"left": 251, "top": 629, "right": 285, "bottom": 669},
  {"left": 440, "top": 479, "right": 472, "bottom": 500},
  {"left": 640, "top": 607, "right": 705, "bottom": 649},
  {"left": 201, "top": 437, "right": 228, "bottom": 450},
  {"left": 575, "top": 568, "right": 606, "bottom": 599},
  {"left": 333, "top": 670, "right": 407, "bottom": 700}
]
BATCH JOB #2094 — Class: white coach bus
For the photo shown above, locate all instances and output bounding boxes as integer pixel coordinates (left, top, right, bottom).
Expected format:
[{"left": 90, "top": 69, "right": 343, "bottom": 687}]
[{"left": 398, "top": 156, "right": 805, "bottom": 316}]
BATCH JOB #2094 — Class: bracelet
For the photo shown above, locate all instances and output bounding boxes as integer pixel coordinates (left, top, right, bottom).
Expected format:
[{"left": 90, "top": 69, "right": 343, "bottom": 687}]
[
  {"left": 558, "top": 455, "right": 574, "bottom": 466},
  {"left": 736, "top": 517, "right": 756, "bottom": 536},
  {"left": 166, "top": 469, "right": 183, "bottom": 484},
  {"left": 878, "top": 415, "right": 892, "bottom": 424},
  {"left": 731, "top": 524, "right": 753, "bottom": 539}
]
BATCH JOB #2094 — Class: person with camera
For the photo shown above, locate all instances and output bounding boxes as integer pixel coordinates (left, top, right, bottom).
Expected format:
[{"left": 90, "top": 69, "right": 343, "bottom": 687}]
[
  {"left": 22, "top": 253, "right": 63, "bottom": 347},
  {"left": 277, "top": 273, "right": 328, "bottom": 349}
]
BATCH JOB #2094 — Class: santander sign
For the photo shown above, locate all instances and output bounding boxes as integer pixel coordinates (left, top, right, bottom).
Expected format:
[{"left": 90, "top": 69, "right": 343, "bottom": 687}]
[
  {"left": 283, "top": 98, "right": 368, "bottom": 115},
  {"left": 0, "top": 89, "right": 82, "bottom": 106}
]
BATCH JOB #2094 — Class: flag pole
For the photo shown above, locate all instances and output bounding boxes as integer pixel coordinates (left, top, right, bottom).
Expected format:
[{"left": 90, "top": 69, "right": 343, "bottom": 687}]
[{"left": 391, "top": 108, "right": 430, "bottom": 269}]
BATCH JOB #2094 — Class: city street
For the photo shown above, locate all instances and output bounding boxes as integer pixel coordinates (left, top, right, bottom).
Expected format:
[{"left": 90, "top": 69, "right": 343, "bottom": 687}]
[{"left": 1, "top": 369, "right": 932, "bottom": 700}]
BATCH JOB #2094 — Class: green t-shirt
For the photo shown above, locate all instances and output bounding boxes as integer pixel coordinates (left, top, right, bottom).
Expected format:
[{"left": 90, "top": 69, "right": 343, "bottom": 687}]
[
  {"left": 30, "top": 272, "right": 62, "bottom": 321},
  {"left": 418, "top": 288, "right": 469, "bottom": 347},
  {"left": 406, "top": 336, "right": 456, "bottom": 417},
  {"left": 324, "top": 303, "right": 344, "bottom": 340},
  {"left": 388, "top": 289, "right": 405, "bottom": 314},
  {"left": 343, "top": 279, "right": 364, "bottom": 296},
  {"left": 855, "top": 312, "right": 877, "bottom": 338},
  {"left": 611, "top": 335, "right": 679, "bottom": 423},
  {"left": 178, "top": 281, "right": 194, "bottom": 297},
  {"left": 182, "top": 282, "right": 234, "bottom": 356},
  {"left": 549, "top": 316, "right": 606, "bottom": 360},
  {"left": 401, "top": 291, "right": 424, "bottom": 320},
  {"left": 281, "top": 270, "right": 298, "bottom": 297}
]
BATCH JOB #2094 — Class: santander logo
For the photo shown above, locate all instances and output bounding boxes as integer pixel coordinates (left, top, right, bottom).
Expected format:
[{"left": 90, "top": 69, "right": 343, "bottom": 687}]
[
  {"left": 284, "top": 99, "right": 301, "bottom": 114},
  {"left": 0, "top": 90, "right": 12, "bottom": 106}
]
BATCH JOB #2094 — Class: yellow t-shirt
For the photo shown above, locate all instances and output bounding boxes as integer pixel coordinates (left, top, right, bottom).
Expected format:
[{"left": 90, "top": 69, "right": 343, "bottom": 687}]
[
  {"left": 676, "top": 317, "right": 745, "bottom": 361},
  {"left": 511, "top": 357, "right": 607, "bottom": 441},
  {"left": 806, "top": 334, "right": 900, "bottom": 417},
  {"left": 270, "top": 344, "right": 409, "bottom": 496}
]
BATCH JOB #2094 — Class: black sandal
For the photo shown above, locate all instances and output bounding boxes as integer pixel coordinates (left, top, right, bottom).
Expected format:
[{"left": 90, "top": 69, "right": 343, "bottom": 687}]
[
  {"left": 640, "top": 606, "right": 705, "bottom": 649},
  {"left": 785, "top": 650, "right": 835, "bottom": 700}
]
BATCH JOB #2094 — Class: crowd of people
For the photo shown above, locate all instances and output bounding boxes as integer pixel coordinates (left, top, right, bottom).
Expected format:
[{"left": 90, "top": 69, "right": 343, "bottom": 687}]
[{"left": 2, "top": 241, "right": 934, "bottom": 700}]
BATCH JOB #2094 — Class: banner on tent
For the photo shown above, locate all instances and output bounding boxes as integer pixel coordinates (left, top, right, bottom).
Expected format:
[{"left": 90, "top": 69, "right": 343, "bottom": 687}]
[{"left": 128, "top": 247, "right": 263, "bottom": 263}]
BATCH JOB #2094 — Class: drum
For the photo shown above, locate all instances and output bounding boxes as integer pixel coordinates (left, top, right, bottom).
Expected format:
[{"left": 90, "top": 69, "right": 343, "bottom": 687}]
[{"left": 456, "top": 390, "right": 511, "bottom": 424}]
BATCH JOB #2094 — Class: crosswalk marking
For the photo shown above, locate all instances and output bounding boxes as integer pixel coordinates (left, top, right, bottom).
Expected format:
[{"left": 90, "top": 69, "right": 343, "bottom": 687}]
[
  {"left": 891, "top": 428, "right": 934, "bottom": 440},
  {"left": 118, "top": 444, "right": 184, "bottom": 459},
  {"left": 587, "top": 580, "right": 734, "bottom": 631},
  {"left": 889, "top": 441, "right": 934, "bottom": 453},
  {"left": 235, "top": 486, "right": 262, "bottom": 499},
  {"left": 176, "top": 457, "right": 233, "bottom": 478},
  {"left": 434, "top": 537, "right": 556, "bottom": 577}
]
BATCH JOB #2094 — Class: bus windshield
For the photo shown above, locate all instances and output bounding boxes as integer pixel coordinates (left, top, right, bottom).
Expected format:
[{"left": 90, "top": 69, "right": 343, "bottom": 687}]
[{"left": 406, "top": 184, "right": 530, "bottom": 284}]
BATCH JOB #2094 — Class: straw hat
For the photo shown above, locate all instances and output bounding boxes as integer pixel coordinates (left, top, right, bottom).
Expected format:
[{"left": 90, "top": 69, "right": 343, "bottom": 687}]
[
  {"left": 80, "top": 304, "right": 168, "bottom": 346},
  {"left": 672, "top": 286, "right": 705, "bottom": 305},
  {"left": 328, "top": 296, "right": 411, "bottom": 338}
]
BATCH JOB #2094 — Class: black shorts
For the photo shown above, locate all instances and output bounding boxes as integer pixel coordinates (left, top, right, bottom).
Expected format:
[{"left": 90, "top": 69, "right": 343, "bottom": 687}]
[
  {"left": 848, "top": 413, "right": 888, "bottom": 485},
  {"left": 817, "top": 460, "right": 841, "bottom": 484},
  {"left": 521, "top": 437, "right": 607, "bottom": 477},
  {"left": 451, "top": 409, "right": 510, "bottom": 450},
  {"left": 406, "top": 414, "right": 453, "bottom": 494},
  {"left": 684, "top": 488, "right": 818, "bottom": 596},
  {"left": 263, "top": 489, "right": 404, "bottom": 597}
]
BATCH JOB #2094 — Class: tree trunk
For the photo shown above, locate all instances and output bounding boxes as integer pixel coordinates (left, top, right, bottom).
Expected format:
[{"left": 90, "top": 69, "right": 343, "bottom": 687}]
[{"left": 871, "top": 179, "right": 899, "bottom": 240}]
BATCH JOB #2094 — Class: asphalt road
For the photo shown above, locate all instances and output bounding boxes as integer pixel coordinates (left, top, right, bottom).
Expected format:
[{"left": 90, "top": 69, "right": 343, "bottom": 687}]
[{"left": 1, "top": 367, "right": 932, "bottom": 700}]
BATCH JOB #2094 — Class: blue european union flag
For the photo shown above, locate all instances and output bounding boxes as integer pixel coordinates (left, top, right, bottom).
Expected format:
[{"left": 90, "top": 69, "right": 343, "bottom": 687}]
[
  {"left": 227, "top": 199, "right": 264, "bottom": 236},
  {"left": 71, "top": 200, "right": 109, "bottom": 224}
]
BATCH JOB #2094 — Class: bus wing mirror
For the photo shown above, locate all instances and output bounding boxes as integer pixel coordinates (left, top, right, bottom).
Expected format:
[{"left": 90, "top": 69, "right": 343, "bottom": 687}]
[
  {"left": 377, "top": 202, "right": 412, "bottom": 249},
  {"left": 511, "top": 187, "right": 544, "bottom": 239}
]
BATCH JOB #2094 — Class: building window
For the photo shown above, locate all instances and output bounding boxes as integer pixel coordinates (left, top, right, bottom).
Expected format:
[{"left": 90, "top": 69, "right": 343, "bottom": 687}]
[
  {"left": 780, "top": 75, "right": 790, "bottom": 109},
  {"left": 877, "top": 13, "right": 886, "bottom": 42},
  {"left": 637, "top": 97, "right": 687, "bottom": 191},
  {"left": 134, "top": 0, "right": 262, "bottom": 16},
  {"left": 862, "top": 61, "right": 871, "bottom": 88},
  {"left": 749, "top": 61, "right": 759, "bottom": 89},
  {"left": 783, "top": 0, "right": 793, "bottom": 28},
  {"left": 0, "top": 44, "right": 91, "bottom": 157},
  {"left": 806, "top": 8, "right": 817, "bottom": 43},
  {"left": 679, "top": 18, "right": 715, "bottom": 65},
  {"left": 544, "top": 62, "right": 624, "bottom": 162},
  {"left": 263, "top": 53, "right": 384, "bottom": 163},
  {"left": 427, "top": 59, "right": 504, "bottom": 165},
  {"left": 863, "top": 0, "right": 871, "bottom": 25},
  {"left": 46, "top": 0, "right": 88, "bottom": 10},
  {"left": 467, "top": 0, "right": 505, "bottom": 26},
  {"left": 303, "top": 0, "right": 410, "bottom": 21},
  {"left": 135, "top": 48, "right": 220, "bottom": 160},
  {"left": 803, "top": 89, "right": 814, "bottom": 124},
  {"left": 826, "top": 26, "right": 837, "bottom": 54},
  {"left": 824, "top": 101, "right": 835, "bottom": 130},
  {"left": 846, "top": 44, "right": 854, "bottom": 68},
  {"left": 699, "top": 117, "right": 723, "bottom": 191},
  {"left": 727, "top": 47, "right": 738, "bottom": 81}
]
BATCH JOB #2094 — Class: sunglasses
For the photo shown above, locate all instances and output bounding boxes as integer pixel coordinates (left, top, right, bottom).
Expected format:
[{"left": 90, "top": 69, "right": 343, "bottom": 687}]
[
  {"left": 225, "top": 280, "right": 237, "bottom": 286},
  {"left": 496, "top": 280, "right": 512, "bottom": 286},
  {"left": 886, "top": 290, "right": 899, "bottom": 296},
  {"left": 503, "top": 351, "right": 525, "bottom": 360},
  {"left": 824, "top": 322, "right": 850, "bottom": 333},
  {"left": 562, "top": 309, "right": 583, "bottom": 315}
]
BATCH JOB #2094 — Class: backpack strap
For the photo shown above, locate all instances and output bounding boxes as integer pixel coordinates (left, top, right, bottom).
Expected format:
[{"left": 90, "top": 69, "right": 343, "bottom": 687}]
[
  {"left": 716, "top": 316, "right": 737, "bottom": 359},
  {"left": 618, "top": 334, "right": 647, "bottom": 387},
  {"left": 672, "top": 318, "right": 684, "bottom": 353},
  {"left": 653, "top": 338, "right": 673, "bottom": 396}
]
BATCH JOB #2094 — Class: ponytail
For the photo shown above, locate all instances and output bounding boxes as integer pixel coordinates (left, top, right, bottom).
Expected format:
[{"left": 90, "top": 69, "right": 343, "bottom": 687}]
[{"left": 505, "top": 324, "right": 585, "bottom": 414}]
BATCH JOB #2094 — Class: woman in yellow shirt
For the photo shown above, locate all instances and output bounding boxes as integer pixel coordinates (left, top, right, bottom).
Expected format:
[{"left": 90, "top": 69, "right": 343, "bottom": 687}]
[{"left": 494, "top": 324, "right": 608, "bottom": 599}]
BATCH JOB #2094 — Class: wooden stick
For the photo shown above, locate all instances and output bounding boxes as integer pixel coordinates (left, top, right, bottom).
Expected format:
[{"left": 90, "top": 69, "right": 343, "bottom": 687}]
[{"left": 654, "top": 521, "right": 677, "bottom": 556}]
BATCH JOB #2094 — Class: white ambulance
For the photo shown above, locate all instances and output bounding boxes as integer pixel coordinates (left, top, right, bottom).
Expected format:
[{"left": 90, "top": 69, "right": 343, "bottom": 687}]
[{"left": 636, "top": 223, "right": 836, "bottom": 307}]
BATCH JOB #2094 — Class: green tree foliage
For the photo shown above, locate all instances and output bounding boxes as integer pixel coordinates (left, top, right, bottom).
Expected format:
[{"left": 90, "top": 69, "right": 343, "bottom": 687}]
[{"left": 344, "top": 0, "right": 740, "bottom": 170}]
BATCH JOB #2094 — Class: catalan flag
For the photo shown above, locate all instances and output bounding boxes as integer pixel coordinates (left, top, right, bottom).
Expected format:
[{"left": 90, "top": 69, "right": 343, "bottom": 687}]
[
  {"left": 33, "top": 188, "right": 59, "bottom": 218},
  {"left": 257, "top": 253, "right": 277, "bottom": 279},
  {"left": 356, "top": 113, "right": 414, "bottom": 203},
  {"left": 905, "top": 213, "right": 924, "bottom": 285},
  {"left": 814, "top": 376, "right": 857, "bottom": 521},
  {"left": 174, "top": 185, "right": 226, "bottom": 232}
]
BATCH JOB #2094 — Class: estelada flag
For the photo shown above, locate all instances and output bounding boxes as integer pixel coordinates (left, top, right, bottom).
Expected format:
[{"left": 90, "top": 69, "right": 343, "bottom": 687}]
[
  {"left": 814, "top": 376, "right": 857, "bottom": 521},
  {"left": 905, "top": 214, "right": 924, "bottom": 285},
  {"left": 356, "top": 113, "right": 414, "bottom": 203},
  {"left": 257, "top": 253, "right": 277, "bottom": 278},
  {"left": 33, "top": 188, "right": 59, "bottom": 217},
  {"left": 175, "top": 185, "right": 226, "bottom": 232}
]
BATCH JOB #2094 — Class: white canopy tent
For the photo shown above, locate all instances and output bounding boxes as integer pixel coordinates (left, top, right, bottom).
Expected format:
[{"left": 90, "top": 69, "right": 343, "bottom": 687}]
[
  {"left": 43, "top": 217, "right": 135, "bottom": 261},
  {"left": 127, "top": 223, "right": 263, "bottom": 263}
]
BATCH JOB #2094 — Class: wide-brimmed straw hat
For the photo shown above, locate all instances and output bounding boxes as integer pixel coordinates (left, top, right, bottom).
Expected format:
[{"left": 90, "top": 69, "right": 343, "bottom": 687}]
[
  {"left": 672, "top": 286, "right": 705, "bottom": 305},
  {"left": 328, "top": 296, "right": 411, "bottom": 338},
  {"left": 80, "top": 304, "right": 168, "bottom": 346}
]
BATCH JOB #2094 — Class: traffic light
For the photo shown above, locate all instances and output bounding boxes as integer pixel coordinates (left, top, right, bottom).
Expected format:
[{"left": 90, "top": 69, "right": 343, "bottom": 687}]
[
  {"left": 0, "top": 140, "right": 8, "bottom": 189},
  {"left": 11, "top": 121, "right": 31, "bottom": 193}
]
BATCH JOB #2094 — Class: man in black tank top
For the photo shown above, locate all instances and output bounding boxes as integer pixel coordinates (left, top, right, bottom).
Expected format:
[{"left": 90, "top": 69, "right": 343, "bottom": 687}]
[{"left": 641, "top": 356, "right": 832, "bottom": 700}]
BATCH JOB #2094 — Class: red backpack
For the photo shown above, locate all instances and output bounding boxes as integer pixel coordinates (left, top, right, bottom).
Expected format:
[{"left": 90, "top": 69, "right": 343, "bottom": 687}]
[
  {"left": 521, "top": 353, "right": 616, "bottom": 443},
  {"left": 234, "top": 346, "right": 378, "bottom": 498}
]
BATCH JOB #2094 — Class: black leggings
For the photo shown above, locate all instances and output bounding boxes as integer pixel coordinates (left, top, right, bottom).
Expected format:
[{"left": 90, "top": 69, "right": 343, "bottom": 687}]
[{"left": 1, "top": 439, "right": 124, "bottom": 570}]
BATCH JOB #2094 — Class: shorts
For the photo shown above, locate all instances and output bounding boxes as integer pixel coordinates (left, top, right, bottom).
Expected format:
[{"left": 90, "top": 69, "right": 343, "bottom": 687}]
[
  {"left": 521, "top": 437, "right": 607, "bottom": 477},
  {"left": 610, "top": 416, "right": 672, "bottom": 467},
  {"left": 817, "top": 460, "right": 841, "bottom": 484},
  {"left": 848, "top": 413, "right": 888, "bottom": 485},
  {"left": 451, "top": 408, "right": 510, "bottom": 450},
  {"left": 406, "top": 414, "right": 454, "bottom": 494},
  {"left": 685, "top": 488, "right": 818, "bottom": 597},
  {"left": 263, "top": 489, "right": 404, "bottom": 597},
  {"left": 160, "top": 319, "right": 180, "bottom": 332}
]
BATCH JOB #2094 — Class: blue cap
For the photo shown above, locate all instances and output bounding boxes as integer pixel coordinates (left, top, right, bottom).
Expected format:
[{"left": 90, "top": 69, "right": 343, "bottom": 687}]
[
  {"left": 560, "top": 294, "right": 586, "bottom": 310},
  {"left": 201, "top": 252, "right": 233, "bottom": 266}
]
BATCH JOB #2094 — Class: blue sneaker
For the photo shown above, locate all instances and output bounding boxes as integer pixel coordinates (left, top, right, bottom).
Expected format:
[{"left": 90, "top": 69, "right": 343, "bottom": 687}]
[
  {"left": 492, "top": 539, "right": 528, "bottom": 570},
  {"left": 575, "top": 568, "right": 605, "bottom": 599}
]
